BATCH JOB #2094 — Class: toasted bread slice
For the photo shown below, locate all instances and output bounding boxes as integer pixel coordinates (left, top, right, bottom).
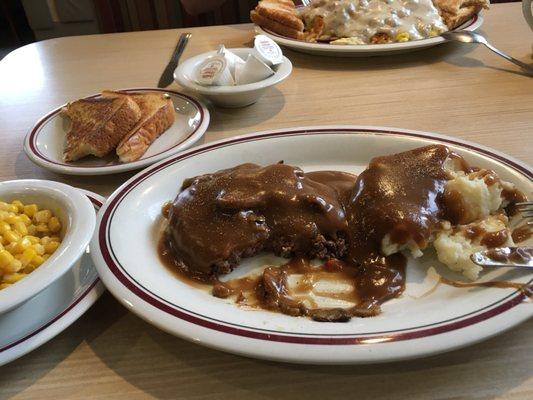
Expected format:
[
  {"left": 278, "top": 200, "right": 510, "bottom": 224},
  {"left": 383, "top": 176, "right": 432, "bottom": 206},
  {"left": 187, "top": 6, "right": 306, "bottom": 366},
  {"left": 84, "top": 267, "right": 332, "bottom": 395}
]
[
  {"left": 102, "top": 91, "right": 175, "bottom": 163},
  {"left": 62, "top": 95, "right": 141, "bottom": 162},
  {"left": 251, "top": 0, "right": 304, "bottom": 39},
  {"left": 433, "top": 0, "right": 489, "bottom": 29}
]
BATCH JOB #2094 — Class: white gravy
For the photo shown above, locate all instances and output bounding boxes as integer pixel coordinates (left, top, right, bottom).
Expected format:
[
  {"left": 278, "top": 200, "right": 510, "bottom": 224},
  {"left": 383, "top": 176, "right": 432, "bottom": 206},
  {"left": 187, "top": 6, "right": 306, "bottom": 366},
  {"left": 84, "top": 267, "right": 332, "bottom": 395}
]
[{"left": 300, "top": 0, "right": 448, "bottom": 44}]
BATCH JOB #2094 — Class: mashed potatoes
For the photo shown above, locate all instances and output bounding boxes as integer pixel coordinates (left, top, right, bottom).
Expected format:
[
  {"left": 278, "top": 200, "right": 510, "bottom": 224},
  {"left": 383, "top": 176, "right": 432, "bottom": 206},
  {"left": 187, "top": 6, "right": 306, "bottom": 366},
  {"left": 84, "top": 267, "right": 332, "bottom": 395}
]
[
  {"left": 381, "top": 156, "right": 522, "bottom": 280},
  {"left": 434, "top": 214, "right": 514, "bottom": 280}
]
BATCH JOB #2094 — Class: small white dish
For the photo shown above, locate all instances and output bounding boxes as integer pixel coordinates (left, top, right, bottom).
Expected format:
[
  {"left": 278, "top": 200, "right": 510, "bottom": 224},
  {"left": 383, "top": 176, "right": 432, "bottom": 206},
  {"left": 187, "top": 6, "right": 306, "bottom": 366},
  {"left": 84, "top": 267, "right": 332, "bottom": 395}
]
[
  {"left": 174, "top": 48, "right": 292, "bottom": 108},
  {"left": 91, "top": 125, "right": 532, "bottom": 365},
  {"left": 0, "top": 180, "right": 96, "bottom": 314},
  {"left": 24, "top": 88, "right": 210, "bottom": 176},
  {"left": 0, "top": 190, "right": 104, "bottom": 367},
  {"left": 255, "top": 14, "right": 483, "bottom": 57}
]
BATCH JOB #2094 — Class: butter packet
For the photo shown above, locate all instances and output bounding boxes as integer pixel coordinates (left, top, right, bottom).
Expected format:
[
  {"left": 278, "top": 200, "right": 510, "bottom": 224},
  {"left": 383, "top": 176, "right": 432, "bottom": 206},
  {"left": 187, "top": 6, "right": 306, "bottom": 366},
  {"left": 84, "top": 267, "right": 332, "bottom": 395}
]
[{"left": 235, "top": 54, "right": 274, "bottom": 85}]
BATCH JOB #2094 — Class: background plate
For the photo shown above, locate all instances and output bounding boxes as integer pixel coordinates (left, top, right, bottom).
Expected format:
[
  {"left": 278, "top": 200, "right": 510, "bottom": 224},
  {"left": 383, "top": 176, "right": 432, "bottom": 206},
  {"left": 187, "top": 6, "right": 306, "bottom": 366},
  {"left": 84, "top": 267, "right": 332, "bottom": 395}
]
[{"left": 255, "top": 14, "right": 483, "bottom": 57}]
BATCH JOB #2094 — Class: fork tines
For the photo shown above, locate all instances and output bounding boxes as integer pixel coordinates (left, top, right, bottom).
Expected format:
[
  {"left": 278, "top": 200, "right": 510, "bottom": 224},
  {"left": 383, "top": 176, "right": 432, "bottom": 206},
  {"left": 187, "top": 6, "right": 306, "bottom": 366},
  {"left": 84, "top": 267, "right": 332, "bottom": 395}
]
[{"left": 515, "top": 201, "right": 533, "bottom": 225}]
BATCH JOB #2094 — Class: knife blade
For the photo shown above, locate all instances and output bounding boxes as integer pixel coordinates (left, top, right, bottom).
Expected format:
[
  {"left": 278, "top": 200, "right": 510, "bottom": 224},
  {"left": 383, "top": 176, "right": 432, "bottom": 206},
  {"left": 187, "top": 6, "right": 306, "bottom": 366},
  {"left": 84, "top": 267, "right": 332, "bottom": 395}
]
[{"left": 157, "top": 32, "right": 191, "bottom": 88}]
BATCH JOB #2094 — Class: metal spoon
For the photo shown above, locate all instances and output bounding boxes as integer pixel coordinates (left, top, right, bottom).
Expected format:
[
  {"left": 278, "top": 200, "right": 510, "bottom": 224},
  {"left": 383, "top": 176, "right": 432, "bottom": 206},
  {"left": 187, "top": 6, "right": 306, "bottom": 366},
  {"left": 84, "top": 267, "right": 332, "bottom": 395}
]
[{"left": 441, "top": 30, "right": 533, "bottom": 74}]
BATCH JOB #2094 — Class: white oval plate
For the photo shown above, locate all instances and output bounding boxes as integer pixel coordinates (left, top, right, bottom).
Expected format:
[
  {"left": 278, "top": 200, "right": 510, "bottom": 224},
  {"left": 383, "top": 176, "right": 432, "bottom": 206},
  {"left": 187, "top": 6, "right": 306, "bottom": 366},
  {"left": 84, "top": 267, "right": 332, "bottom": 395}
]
[
  {"left": 0, "top": 190, "right": 104, "bottom": 366},
  {"left": 255, "top": 14, "right": 483, "bottom": 57},
  {"left": 91, "top": 126, "right": 532, "bottom": 365},
  {"left": 24, "top": 88, "right": 210, "bottom": 176}
]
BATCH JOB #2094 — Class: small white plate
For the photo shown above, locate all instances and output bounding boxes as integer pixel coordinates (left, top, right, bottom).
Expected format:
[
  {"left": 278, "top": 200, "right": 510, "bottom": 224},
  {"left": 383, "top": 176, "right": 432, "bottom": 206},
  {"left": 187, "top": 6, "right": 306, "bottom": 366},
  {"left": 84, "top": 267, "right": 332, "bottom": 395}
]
[
  {"left": 24, "top": 88, "right": 210, "bottom": 176},
  {"left": 91, "top": 126, "right": 532, "bottom": 365},
  {"left": 255, "top": 14, "right": 483, "bottom": 57},
  {"left": 0, "top": 191, "right": 104, "bottom": 367}
]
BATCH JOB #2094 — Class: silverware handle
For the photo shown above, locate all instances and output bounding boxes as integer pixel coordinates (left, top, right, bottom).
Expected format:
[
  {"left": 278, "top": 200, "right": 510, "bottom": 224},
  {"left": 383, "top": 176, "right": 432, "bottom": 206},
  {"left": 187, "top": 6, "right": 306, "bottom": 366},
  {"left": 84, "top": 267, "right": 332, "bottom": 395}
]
[
  {"left": 484, "top": 42, "right": 533, "bottom": 74},
  {"left": 170, "top": 32, "right": 191, "bottom": 63}
]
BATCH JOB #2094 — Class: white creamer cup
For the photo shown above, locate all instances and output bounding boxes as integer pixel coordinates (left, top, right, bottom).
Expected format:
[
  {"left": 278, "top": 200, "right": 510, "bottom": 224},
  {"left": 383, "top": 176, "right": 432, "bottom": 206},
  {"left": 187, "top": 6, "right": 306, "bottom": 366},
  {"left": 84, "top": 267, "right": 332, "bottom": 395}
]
[{"left": 253, "top": 34, "right": 283, "bottom": 66}]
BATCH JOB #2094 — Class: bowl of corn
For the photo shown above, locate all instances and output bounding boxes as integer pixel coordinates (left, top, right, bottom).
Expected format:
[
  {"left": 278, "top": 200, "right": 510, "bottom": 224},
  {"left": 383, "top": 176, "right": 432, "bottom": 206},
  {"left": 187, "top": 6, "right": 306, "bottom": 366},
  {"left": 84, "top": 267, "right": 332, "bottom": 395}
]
[{"left": 0, "top": 180, "right": 95, "bottom": 314}]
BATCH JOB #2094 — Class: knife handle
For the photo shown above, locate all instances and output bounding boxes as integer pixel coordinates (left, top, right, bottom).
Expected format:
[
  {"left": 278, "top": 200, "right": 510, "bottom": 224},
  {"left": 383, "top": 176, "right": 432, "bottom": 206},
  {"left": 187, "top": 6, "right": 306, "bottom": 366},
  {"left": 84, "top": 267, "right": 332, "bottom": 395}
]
[{"left": 170, "top": 33, "right": 192, "bottom": 63}]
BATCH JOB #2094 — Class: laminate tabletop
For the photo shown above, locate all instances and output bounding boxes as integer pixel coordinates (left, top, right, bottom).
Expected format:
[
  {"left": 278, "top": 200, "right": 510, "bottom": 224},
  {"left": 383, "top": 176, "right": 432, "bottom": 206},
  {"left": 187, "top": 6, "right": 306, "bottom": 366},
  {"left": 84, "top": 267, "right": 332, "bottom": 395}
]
[{"left": 0, "top": 3, "right": 531, "bottom": 399}]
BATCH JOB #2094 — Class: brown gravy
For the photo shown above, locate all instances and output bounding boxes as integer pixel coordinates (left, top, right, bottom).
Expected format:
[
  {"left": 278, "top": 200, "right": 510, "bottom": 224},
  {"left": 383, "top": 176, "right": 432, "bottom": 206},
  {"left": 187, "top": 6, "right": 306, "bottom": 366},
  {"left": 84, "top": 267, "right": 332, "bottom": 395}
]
[
  {"left": 440, "top": 277, "right": 532, "bottom": 297},
  {"left": 512, "top": 225, "right": 532, "bottom": 243},
  {"left": 158, "top": 145, "right": 528, "bottom": 322},
  {"left": 485, "top": 247, "right": 533, "bottom": 265}
]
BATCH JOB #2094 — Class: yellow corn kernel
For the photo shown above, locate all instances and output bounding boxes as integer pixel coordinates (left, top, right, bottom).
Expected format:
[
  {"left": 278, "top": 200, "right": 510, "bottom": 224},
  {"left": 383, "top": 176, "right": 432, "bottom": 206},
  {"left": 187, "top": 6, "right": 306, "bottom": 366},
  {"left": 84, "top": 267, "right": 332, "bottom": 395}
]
[
  {"left": 13, "top": 221, "right": 28, "bottom": 236},
  {"left": 48, "top": 217, "right": 61, "bottom": 233},
  {"left": 35, "top": 224, "right": 49, "bottom": 234},
  {"left": 34, "top": 210, "right": 52, "bottom": 224},
  {"left": 13, "top": 237, "right": 31, "bottom": 254},
  {"left": 32, "top": 243, "right": 45, "bottom": 255},
  {"left": 3, "top": 230, "right": 21, "bottom": 244},
  {"left": 5, "top": 242, "right": 17, "bottom": 254},
  {"left": 23, "top": 264, "right": 38, "bottom": 273},
  {"left": 0, "top": 202, "right": 9, "bottom": 211},
  {"left": 23, "top": 204, "right": 38, "bottom": 218},
  {"left": 6, "top": 259, "right": 22, "bottom": 273},
  {"left": 3, "top": 273, "right": 26, "bottom": 284},
  {"left": 0, "top": 242, "right": 3, "bottom": 251},
  {"left": 44, "top": 241, "right": 60, "bottom": 254},
  {"left": 11, "top": 200, "right": 24, "bottom": 212},
  {"left": 19, "top": 214, "right": 32, "bottom": 226},
  {"left": 0, "top": 250, "right": 15, "bottom": 268},
  {"left": 5, "top": 215, "right": 20, "bottom": 224},
  {"left": 0, "top": 210, "right": 9, "bottom": 220},
  {"left": 0, "top": 221, "right": 10, "bottom": 234},
  {"left": 30, "top": 255, "right": 45, "bottom": 268},
  {"left": 41, "top": 236, "right": 51, "bottom": 245},
  {"left": 50, "top": 236, "right": 60, "bottom": 242},
  {"left": 0, "top": 283, "right": 11, "bottom": 290},
  {"left": 27, "top": 225, "right": 37, "bottom": 236},
  {"left": 27, "top": 235, "right": 40, "bottom": 244},
  {"left": 20, "top": 248, "right": 37, "bottom": 266},
  {"left": 395, "top": 32, "right": 410, "bottom": 42},
  {"left": 42, "top": 254, "right": 50, "bottom": 260}
]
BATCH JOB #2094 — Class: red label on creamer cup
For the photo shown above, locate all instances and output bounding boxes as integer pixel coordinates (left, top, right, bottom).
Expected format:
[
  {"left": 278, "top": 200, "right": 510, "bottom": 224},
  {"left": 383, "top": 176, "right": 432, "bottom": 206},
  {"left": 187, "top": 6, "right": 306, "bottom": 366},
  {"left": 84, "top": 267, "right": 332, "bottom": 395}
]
[{"left": 195, "top": 56, "right": 228, "bottom": 85}]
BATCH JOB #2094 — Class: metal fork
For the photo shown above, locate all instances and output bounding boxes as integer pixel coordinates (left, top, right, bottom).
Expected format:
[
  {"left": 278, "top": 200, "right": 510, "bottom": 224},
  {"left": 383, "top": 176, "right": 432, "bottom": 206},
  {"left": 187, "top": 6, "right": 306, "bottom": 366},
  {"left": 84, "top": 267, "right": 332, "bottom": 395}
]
[
  {"left": 516, "top": 201, "right": 533, "bottom": 225},
  {"left": 470, "top": 201, "right": 533, "bottom": 268}
]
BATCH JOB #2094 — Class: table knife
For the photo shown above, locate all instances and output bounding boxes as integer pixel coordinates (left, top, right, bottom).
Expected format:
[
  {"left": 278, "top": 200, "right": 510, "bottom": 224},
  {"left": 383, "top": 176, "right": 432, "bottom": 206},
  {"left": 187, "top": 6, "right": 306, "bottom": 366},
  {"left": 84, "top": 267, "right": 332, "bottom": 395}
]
[{"left": 157, "top": 32, "right": 191, "bottom": 88}]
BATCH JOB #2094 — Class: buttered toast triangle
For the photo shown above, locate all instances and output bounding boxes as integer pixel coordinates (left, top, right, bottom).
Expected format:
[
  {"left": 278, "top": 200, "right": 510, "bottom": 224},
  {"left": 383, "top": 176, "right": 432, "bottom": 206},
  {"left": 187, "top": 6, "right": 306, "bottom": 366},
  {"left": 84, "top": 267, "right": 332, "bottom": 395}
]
[
  {"left": 62, "top": 96, "right": 142, "bottom": 162},
  {"left": 101, "top": 91, "right": 175, "bottom": 163},
  {"left": 250, "top": 0, "right": 304, "bottom": 40}
]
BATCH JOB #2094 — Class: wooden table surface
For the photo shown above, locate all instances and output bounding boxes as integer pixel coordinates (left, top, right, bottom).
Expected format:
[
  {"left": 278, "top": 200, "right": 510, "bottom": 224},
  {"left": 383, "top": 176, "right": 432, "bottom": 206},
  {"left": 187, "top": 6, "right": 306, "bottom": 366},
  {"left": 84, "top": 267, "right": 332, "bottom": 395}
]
[{"left": 0, "top": 3, "right": 532, "bottom": 399}]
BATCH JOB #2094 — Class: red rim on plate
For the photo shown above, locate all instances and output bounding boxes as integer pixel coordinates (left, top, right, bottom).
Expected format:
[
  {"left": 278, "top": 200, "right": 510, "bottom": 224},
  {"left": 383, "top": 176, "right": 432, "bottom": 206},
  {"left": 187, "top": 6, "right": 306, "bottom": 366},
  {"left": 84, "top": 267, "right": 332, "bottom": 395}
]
[
  {"left": 26, "top": 88, "right": 206, "bottom": 168},
  {"left": 97, "top": 127, "right": 532, "bottom": 345}
]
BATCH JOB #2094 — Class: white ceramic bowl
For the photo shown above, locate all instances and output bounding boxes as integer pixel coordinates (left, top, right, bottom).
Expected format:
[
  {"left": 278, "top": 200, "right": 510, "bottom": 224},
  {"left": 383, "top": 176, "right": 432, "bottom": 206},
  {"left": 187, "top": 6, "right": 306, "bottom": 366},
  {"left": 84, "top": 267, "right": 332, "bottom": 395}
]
[
  {"left": 0, "top": 180, "right": 96, "bottom": 314},
  {"left": 174, "top": 48, "right": 292, "bottom": 108}
]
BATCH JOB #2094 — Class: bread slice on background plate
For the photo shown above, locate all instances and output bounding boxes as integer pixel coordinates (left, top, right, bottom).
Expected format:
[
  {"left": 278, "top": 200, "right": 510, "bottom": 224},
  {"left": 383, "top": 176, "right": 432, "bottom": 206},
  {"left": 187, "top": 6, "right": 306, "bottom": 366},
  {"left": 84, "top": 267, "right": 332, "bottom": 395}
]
[
  {"left": 101, "top": 91, "right": 175, "bottom": 163},
  {"left": 62, "top": 96, "right": 141, "bottom": 162},
  {"left": 432, "top": 0, "right": 490, "bottom": 29},
  {"left": 250, "top": 0, "right": 304, "bottom": 40}
]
